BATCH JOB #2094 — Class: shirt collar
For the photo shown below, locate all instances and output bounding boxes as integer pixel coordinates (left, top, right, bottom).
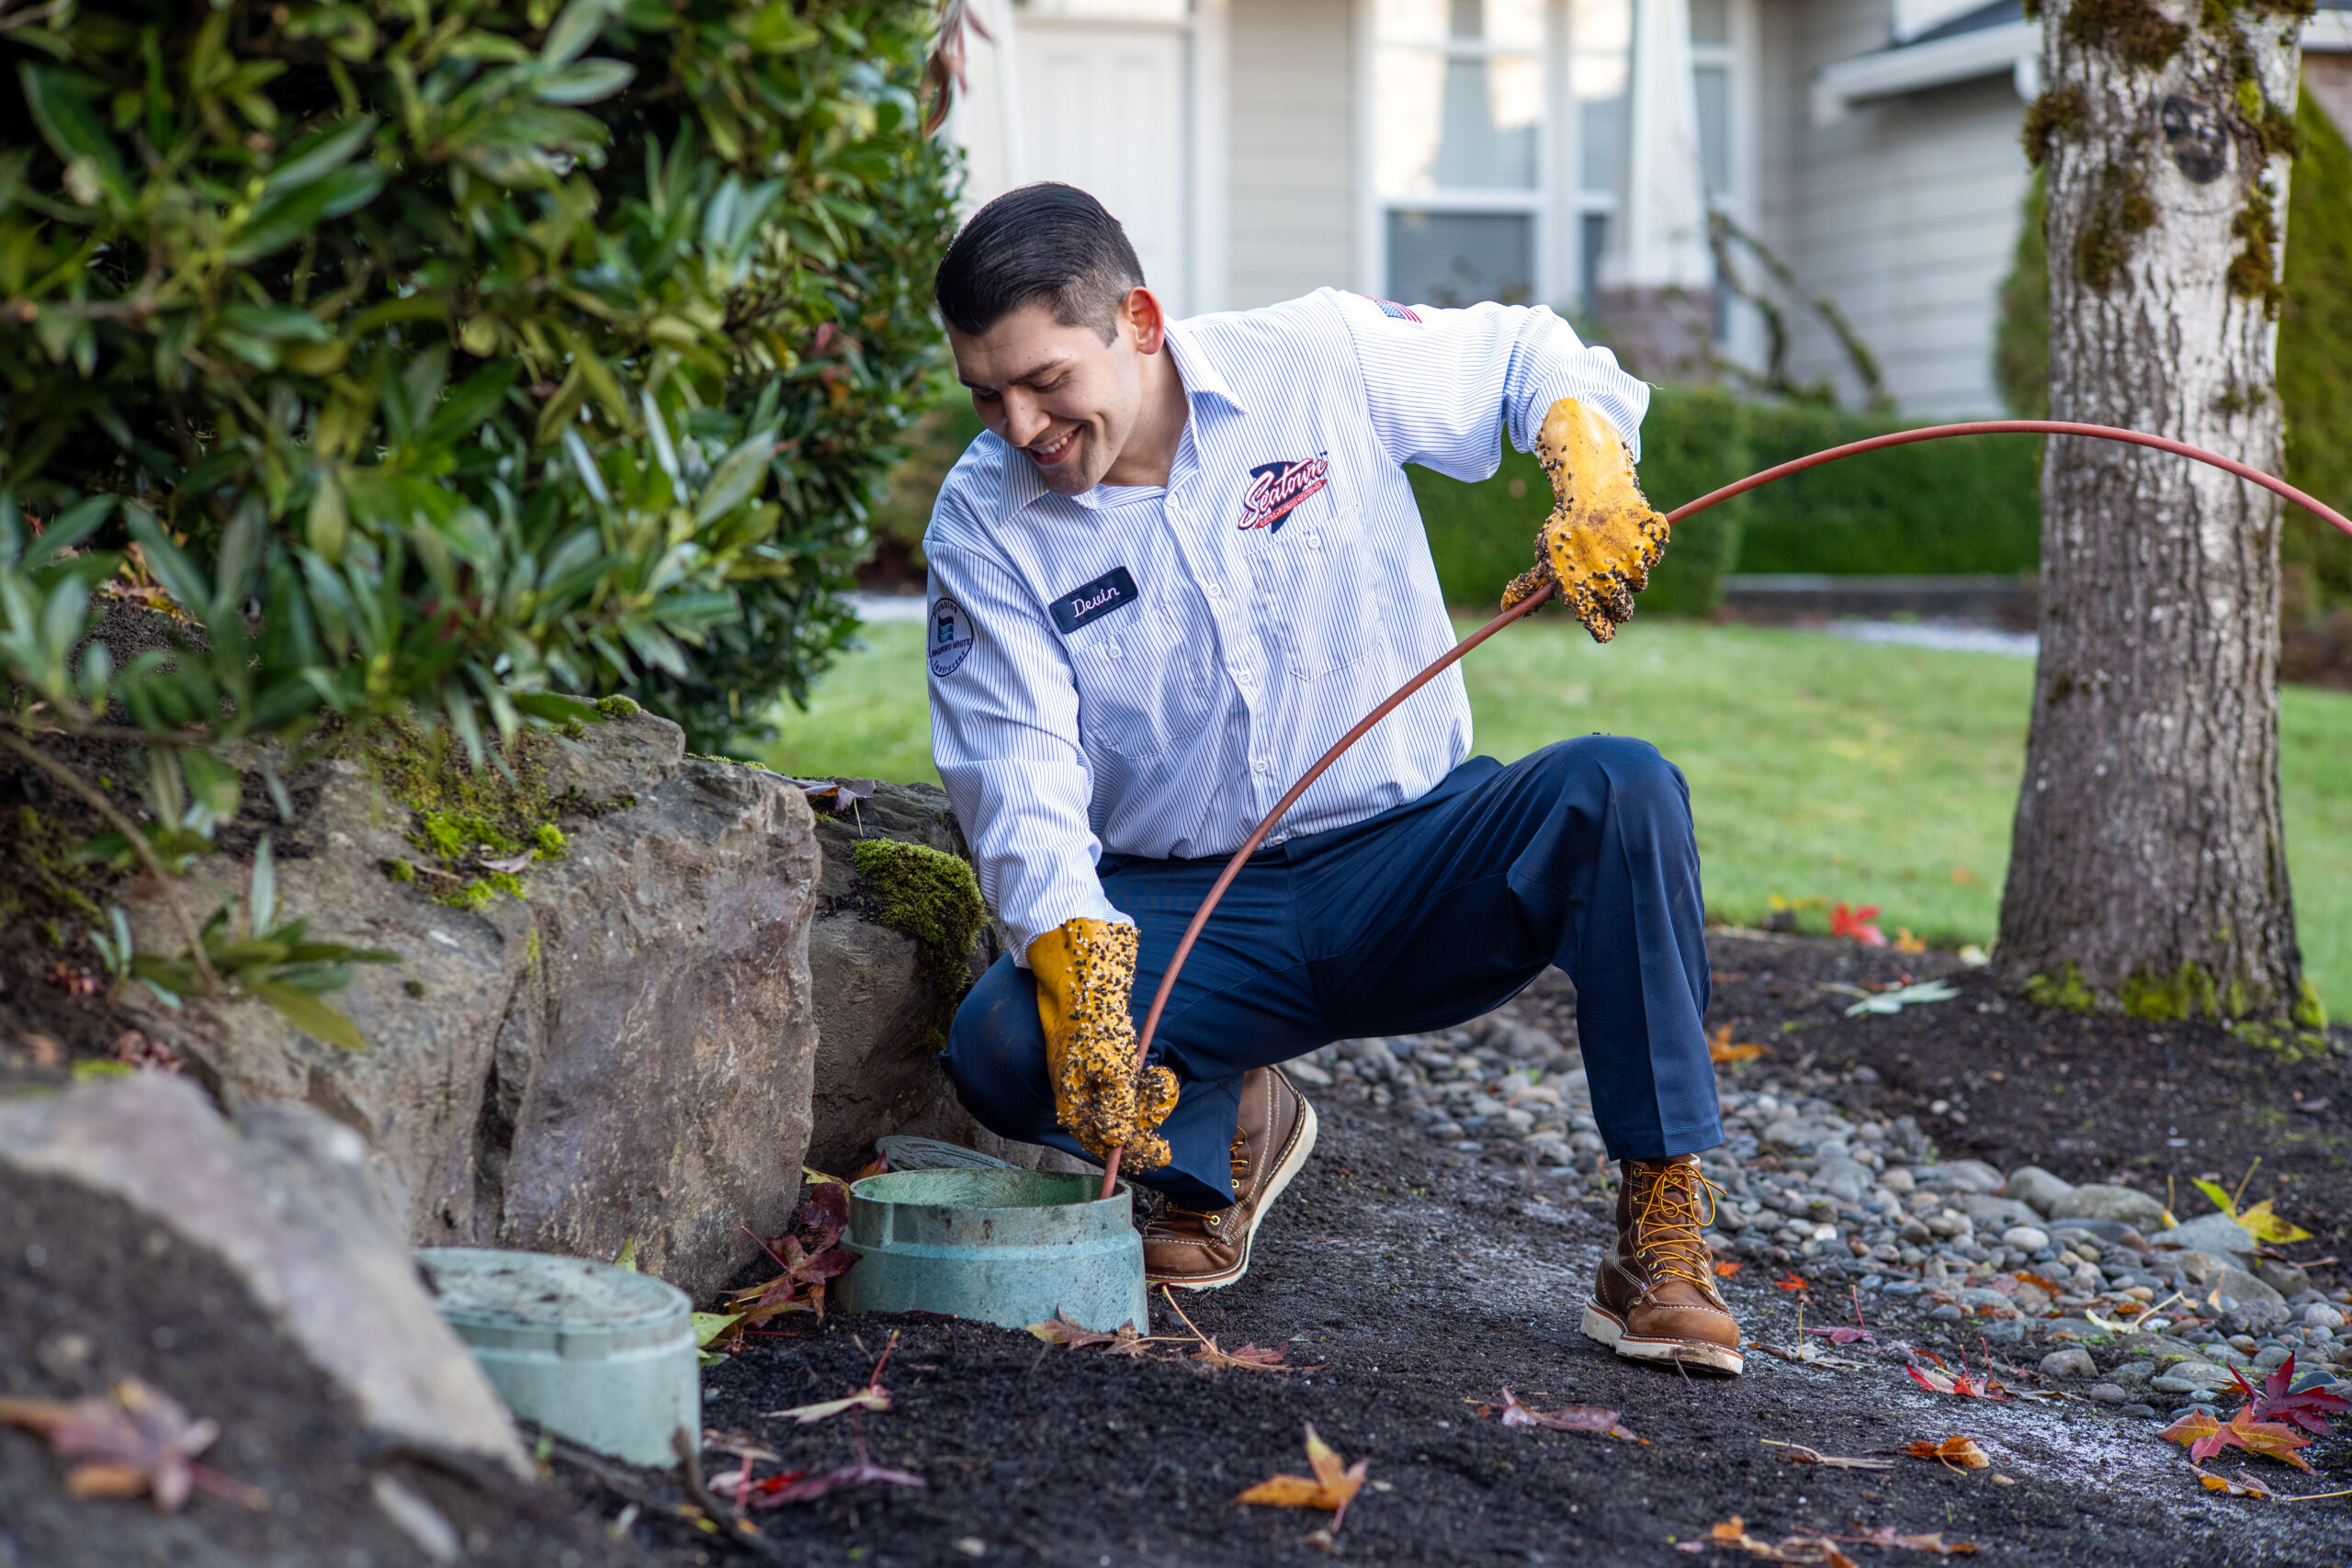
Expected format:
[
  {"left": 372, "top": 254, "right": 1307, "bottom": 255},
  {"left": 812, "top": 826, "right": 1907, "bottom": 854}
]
[{"left": 993, "top": 320, "right": 1247, "bottom": 520}]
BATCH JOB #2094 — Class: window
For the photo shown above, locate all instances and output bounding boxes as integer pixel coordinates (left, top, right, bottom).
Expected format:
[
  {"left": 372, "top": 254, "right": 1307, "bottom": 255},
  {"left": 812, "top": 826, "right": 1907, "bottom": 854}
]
[
  {"left": 1570, "top": 0, "right": 1631, "bottom": 305},
  {"left": 1373, "top": 0, "right": 1548, "bottom": 307}
]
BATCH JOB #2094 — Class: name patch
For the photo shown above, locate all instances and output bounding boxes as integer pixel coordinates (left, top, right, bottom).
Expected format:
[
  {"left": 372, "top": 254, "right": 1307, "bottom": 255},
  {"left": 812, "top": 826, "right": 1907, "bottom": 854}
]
[
  {"left": 1049, "top": 567, "right": 1139, "bottom": 636},
  {"left": 929, "top": 597, "right": 975, "bottom": 676},
  {"left": 1238, "top": 454, "right": 1330, "bottom": 533}
]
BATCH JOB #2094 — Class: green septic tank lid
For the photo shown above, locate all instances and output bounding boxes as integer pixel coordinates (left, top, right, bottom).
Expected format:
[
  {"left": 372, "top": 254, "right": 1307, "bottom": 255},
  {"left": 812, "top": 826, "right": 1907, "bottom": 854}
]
[{"left": 417, "top": 1247, "right": 691, "bottom": 1357}]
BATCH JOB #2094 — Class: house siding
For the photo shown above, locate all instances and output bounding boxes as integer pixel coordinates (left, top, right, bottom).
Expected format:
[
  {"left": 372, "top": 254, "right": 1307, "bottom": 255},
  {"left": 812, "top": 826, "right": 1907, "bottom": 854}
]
[
  {"left": 1751, "top": 0, "right": 2030, "bottom": 417},
  {"left": 1227, "top": 0, "right": 1357, "bottom": 308}
]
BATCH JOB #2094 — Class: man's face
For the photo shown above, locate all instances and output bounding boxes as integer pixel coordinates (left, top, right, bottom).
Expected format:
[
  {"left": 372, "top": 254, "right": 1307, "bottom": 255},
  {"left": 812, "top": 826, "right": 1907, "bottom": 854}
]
[{"left": 948, "top": 291, "right": 1159, "bottom": 496}]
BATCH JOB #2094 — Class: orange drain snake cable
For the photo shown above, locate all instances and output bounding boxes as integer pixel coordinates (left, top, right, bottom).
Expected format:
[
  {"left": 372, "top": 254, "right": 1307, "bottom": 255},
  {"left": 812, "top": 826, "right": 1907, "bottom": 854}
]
[{"left": 1097, "top": 418, "right": 2352, "bottom": 1201}]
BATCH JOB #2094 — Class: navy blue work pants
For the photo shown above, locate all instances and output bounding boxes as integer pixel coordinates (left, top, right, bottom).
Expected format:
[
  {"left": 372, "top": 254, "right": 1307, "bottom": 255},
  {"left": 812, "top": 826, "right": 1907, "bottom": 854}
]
[{"left": 944, "top": 736, "right": 1719, "bottom": 1212}]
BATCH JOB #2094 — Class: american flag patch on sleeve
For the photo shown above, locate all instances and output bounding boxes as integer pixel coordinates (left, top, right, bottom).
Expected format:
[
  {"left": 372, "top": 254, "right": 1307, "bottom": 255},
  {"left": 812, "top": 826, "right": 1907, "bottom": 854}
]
[{"left": 1361, "top": 295, "right": 1421, "bottom": 323}]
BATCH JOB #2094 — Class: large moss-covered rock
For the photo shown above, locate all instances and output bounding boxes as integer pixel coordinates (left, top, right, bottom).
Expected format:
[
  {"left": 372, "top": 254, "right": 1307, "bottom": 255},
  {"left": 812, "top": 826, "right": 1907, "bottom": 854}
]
[
  {"left": 802, "top": 781, "right": 997, "bottom": 1176},
  {"left": 114, "top": 709, "right": 820, "bottom": 1301}
]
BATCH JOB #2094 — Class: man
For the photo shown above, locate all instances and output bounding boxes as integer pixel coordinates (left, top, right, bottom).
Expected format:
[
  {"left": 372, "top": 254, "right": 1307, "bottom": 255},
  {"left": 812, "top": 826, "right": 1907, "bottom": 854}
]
[{"left": 925, "top": 183, "right": 1739, "bottom": 1374}]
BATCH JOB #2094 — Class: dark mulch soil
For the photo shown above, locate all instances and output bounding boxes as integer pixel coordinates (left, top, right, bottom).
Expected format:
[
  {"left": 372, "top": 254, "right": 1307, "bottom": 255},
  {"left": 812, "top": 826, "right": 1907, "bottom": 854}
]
[
  {"left": 0, "top": 1169, "right": 647, "bottom": 1568},
  {"left": 554, "top": 934, "right": 2350, "bottom": 1568}
]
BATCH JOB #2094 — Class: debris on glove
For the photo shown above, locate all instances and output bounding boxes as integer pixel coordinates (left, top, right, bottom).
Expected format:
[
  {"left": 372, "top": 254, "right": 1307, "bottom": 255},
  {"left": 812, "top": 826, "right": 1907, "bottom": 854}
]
[
  {"left": 1500, "top": 397, "right": 1671, "bottom": 642},
  {"left": 1040, "top": 919, "right": 1176, "bottom": 1170}
]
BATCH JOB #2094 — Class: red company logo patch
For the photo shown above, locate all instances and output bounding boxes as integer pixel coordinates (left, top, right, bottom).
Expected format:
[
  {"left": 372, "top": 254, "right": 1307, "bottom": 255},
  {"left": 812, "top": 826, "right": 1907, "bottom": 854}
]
[{"left": 1237, "top": 454, "right": 1330, "bottom": 533}]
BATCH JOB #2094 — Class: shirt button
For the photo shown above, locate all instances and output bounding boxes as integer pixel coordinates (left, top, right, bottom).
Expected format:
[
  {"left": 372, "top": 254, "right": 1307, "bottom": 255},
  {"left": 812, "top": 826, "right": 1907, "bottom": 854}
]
[
  {"left": 1305, "top": 533, "right": 1322, "bottom": 549},
  {"left": 1230, "top": 666, "right": 1253, "bottom": 685},
  {"left": 1104, "top": 640, "right": 1123, "bottom": 660},
  {"left": 1251, "top": 758, "right": 1271, "bottom": 775},
  {"left": 1204, "top": 582, "right": 1223, "bottom": 599}
]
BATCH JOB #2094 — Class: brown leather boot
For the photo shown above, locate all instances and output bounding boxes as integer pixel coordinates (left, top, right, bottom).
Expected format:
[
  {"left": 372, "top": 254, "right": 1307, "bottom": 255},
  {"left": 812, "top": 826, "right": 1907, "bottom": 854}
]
[
  {"left": 1141, "top": 1066, "right": 1317, "bottom": 1291},
  {"left": 1580, "top": 1155, "right": 1744, "bottom": 1374}
]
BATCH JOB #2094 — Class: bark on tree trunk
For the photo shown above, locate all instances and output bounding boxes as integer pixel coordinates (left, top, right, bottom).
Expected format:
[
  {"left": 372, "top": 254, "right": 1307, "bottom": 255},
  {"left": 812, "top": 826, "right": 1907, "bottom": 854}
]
[{"left": 1999, "top": 0, "right": 2314, "bottom": 1021}]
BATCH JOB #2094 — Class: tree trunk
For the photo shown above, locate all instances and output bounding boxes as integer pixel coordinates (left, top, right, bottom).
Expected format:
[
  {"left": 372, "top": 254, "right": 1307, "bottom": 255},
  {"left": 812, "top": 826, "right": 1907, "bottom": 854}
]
[{"left": 1999, "top": 0, "right": 2313, "bottom": 1021}]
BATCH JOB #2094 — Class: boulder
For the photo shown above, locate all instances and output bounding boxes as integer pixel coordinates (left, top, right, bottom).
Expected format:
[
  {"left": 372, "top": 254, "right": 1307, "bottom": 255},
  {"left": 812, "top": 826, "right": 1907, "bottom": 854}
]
[
  {"left": 0, "top": 1072, "right": 524, "bottom": 1472},
  {"left": 801, "top": 781, "right": 1000, "bottom": 1177},
  {"left": 2040, "top": 1347, "right": 2097, "bottom": 1380},
  {"left": 117, "top": 709, "right": 822, "bottom": 1301},
  {"left": 2047, "top": 1183, "right": 2167, "bottom": 1231},
  {"left": 2164, "top": 1249, "right": 2288, "bottom": 1311},
  {"left": 2000, "top": 1165, "right": 2075, "bottom": 1217}
]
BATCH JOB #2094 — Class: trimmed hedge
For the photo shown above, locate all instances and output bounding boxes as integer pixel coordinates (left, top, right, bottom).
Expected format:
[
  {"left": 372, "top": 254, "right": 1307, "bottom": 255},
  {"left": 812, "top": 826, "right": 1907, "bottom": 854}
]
[
  {"left": 1413, "top": 387, "right": 2042, "bottom": 610},
  {"left": 2281, "top": 88, "right": 2352, "bottom": 613}
]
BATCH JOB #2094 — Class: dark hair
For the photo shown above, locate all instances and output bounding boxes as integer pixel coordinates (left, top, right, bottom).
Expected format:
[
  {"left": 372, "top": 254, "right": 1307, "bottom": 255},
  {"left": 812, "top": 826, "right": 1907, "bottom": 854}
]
[{"left": 933, "top": 183, "right": 1146, "bottom": 340}]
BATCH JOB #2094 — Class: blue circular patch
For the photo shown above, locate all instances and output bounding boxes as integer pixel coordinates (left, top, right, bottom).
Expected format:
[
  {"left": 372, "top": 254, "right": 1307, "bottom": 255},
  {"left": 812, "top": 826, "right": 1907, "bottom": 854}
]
[{"left": 928, "top": 596, "right": 975, "bottom": 677}]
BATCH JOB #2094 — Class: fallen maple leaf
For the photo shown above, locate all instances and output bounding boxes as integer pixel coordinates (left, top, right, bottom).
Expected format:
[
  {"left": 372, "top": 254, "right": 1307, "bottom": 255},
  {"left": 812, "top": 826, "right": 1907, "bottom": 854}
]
[
  {"left": 1760, "top": 1438, "right": 1894, "bottom": 1471},
  {"left": 1774, "top": 1273, "right": 1811, "bottom": 1292},
  {"left": 1802, "top": 1325, "right": 1876, "bottom": 1346},
  {"left": 1496, "top": 1388, "right": 1645, "bottom": 1443},
  {"left": 2160, "top": 1409, "right": 2314, "bottom": 1472},
  {"left": 741, "top": 1421, "right": 922, "bottom": 1508},
  {"left": 1696, "top": 1517, "right": 1858, "bottom": 1566},
  {"left": 1233, "top": 1423, "right": 1370, "bottom": 1533},
  {"left": 1708, "top": 1024, "right": 1768, "bottom": 1065},
  {"left": 1159, "top": 1286, "right": 1314, "bottom": 1372},
  {"left": 1905, "top": 1436, "right": 1990, "bottom": 1472},
  {"left": 1025, "top": 1311, "right": 1122, "bottom": 1349},
  {"left": 2189, "top": 1177, "right": 2314, "bottom": 1245},
  {"left": 0, "top": 1380, "right": 265, "bottom": 1513},
  {"left": 1714, "top": 1260, "right": 1743, "bottom": 1277},
  {"left": 1849, "top": 1525, "right": 1978, "bottom": 1555},
  {"left": 2191, "top": 1464, "right": 2352, "bottom": 1503},
  {"left": 1829, "top": 903, "right": 1886, "bottom": 947},
  {"left": 1907, "top": 1360, "right": 2007, "bottom": 1401},
  {"left": 763, "top": 1331, "right": 898, "bottom": 1424},
  {"left": 1892, "top": 928, "right": 1928, "bottom": 954},
  {"left": 729, "top": 1180, "right": 859, "bottom": 1325},
  {"left": 2225, "top": 1352, "right": 2348, "bottom": 1438}
]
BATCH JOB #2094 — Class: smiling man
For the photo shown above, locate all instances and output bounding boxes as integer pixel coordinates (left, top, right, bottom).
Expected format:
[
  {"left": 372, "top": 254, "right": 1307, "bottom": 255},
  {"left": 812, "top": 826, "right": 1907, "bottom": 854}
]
[{"left": 924, "top": 183, "right": 1740, "bottom": 1375}]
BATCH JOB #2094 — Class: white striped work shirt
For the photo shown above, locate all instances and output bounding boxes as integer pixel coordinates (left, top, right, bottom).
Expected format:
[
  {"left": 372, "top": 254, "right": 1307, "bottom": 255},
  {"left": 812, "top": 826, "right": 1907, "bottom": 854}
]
[{"left": 922, "top": 288, "right": 1649, "bottom": 961}]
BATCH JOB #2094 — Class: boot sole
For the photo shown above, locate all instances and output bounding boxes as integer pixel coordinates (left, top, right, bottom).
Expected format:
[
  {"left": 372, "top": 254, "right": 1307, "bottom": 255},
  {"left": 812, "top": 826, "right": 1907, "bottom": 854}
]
[
  {"left": 1155, "top": 1073, "right": 1319, "bottom": 1292},
  {"left": 1579, "top": 1300, "right": 1745, "bottom": 1376}
]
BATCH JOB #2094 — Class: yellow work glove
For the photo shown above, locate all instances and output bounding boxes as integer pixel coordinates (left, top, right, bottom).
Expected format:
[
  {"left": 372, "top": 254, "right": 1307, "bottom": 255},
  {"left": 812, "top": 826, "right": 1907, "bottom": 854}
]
[
  {"left": 1028, "top": 918, "right": 1179, "bottom": 1170},
  {"left": 1499, "top": 396, "right": 1671, "bottom": 643}
]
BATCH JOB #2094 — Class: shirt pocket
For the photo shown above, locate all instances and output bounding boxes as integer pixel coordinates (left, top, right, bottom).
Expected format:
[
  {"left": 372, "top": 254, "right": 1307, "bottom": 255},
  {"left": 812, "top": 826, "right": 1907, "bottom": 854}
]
[
  {"left": 1263, "top": 498, "right": 1385, "bottom": 682},
  {"left": 1068, "top": 587, "right": 1220, "bottom": 760}
]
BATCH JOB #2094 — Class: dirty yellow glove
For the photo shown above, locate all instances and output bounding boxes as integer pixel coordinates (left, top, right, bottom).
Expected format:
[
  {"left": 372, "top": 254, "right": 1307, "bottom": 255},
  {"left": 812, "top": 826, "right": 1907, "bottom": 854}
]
[
  {"left": 1029, "top": 918, "right": 1179, "bottom": 1170},
  {"left": 1499, "top": 397, "right": 1670, "bottom": 643}
]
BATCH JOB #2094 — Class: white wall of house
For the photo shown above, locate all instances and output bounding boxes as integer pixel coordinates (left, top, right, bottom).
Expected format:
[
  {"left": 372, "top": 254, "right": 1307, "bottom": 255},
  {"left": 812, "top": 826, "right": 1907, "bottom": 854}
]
[
  {"left": 1755, "top": 0, "right": 2032, "bottom": 417},
  {"left": 1229, "top": 0, "right": 1359, "bottom": 305}
]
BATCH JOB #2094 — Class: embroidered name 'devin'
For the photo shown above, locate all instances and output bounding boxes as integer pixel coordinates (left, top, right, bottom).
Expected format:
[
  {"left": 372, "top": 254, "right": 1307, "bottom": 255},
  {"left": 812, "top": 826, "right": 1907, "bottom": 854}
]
[{"left": 1049, "top": 567, "right": 1140, "bottom": 636}]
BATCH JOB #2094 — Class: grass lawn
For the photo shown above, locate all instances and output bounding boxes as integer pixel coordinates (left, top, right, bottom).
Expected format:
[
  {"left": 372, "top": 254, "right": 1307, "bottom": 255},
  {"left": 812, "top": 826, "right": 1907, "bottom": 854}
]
[{"left": 752, "top": 616, "right": 2352, "bottom": 1010}]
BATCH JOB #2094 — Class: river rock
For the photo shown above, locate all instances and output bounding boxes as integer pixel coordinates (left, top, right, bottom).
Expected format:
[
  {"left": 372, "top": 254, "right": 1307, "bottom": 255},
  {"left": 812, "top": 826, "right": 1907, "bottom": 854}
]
[
  {"left": 1922, "top": 1159, "right": 2004, "bottom": 1194},
  {"left": 2048, "top": 1183, "right": 2167, "bottom": 1231},
  {"left": 1960, "top": 1193, "right": 2044, "bottom": 1233},
  {"left": 115, "top": 708, "right": 822, "bottom": 1300},
  {"left": 2040, "top": 1347, "right": 2097, "bottom": 1380},
  {"left": 2151, "top": 1213, "right": 2256, "bottom": 1261},
  {"left": 0, "top": 1071, "right": 526, "bottom": 1472},
  {"left": 2000, "top": 1165, "right": 2075, "bottom": 1216}
]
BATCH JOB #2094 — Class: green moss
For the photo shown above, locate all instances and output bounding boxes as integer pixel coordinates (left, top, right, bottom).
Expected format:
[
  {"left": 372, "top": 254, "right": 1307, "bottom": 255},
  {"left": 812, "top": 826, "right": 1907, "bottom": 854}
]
[
  {"left": 594, "top": 695, "right": 641, "bottom": 718},
  {"left": 851, "top": 838, "right": 986, "bottom": 1053},
  {"left": 2230, "top": 1018, "right": 2334, "bottom": 1061},
  {"left": 2021, "top": 88, "right": 2084, "bottom": 169},
  {"left": 2076, "top": 159, "right": 2157, "bottom": 292},
  {"left": 2294, "top": 976, "right": 2328, "bottom": 1029},
  {"left": 2120, "top": 961, "right": 2222, "bottom": 1021},
  {"left": 2024, "top": 963, "right": 2099, "bottom": 1013},
  {"left": 0, "top": 803, "right": 108, "bottom": 936},
  {"left": 2063, "top": 0, "right": 2188, "bottom": 70},
  {"left": 364, "top": 715, "right": 577, "bottom": 909},
  {"left": 2229, "top": 183, "right": 2285, "bottom": 313}
]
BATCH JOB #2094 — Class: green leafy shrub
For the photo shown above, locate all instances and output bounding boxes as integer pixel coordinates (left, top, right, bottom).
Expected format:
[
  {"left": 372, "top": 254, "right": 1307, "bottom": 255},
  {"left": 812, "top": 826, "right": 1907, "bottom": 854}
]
[{"left": 0, "top": 0, "right": 956, "bottom": 1032}]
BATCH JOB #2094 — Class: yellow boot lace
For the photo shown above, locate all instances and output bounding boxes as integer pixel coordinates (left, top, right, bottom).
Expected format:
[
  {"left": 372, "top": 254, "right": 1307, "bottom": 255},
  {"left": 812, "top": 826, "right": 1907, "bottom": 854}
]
[{"left": 1628, "top": 1157, "right": 1726, "bottom": 1295}]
